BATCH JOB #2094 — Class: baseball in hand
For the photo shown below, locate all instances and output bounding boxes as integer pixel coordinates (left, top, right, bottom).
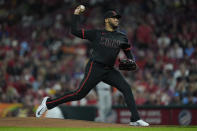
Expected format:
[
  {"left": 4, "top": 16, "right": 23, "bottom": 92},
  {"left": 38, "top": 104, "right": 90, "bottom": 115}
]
[
  {"left": 79, "top": 5, "right": 85, "bottom": 12},
  {"left": 74, "top": 5, "right": 86, "bottom": 14}
]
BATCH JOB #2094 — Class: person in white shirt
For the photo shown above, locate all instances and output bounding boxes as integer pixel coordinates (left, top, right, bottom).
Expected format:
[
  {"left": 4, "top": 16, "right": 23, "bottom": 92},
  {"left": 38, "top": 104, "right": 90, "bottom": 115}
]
[{"left": 95, "top": 82, "right": 112, "bottom": 122}]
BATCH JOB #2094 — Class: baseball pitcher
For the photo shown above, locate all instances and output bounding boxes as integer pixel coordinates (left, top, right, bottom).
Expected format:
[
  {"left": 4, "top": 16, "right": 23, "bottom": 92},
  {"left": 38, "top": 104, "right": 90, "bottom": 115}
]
[{"left": 36, "top": 5, "right": 149, "bottom": 126}]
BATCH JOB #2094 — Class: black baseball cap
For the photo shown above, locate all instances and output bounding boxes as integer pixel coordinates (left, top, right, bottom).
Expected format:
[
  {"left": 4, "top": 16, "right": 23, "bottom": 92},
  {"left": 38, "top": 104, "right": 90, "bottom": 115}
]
[{"left": 104, "top": 10, "right": 121, "bottom": 19}]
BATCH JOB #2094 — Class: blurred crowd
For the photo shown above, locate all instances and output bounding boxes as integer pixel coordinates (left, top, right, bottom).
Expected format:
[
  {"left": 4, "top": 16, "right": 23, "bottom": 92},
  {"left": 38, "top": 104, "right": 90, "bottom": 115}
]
[{"left": 0, "top": 0, "right": 197, "bottom": 116}]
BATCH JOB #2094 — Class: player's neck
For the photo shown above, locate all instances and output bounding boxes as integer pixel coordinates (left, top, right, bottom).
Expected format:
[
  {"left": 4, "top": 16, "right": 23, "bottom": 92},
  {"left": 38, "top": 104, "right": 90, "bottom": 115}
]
[{"left": 105, "top": 24, "right": 116, "bottom": 32}]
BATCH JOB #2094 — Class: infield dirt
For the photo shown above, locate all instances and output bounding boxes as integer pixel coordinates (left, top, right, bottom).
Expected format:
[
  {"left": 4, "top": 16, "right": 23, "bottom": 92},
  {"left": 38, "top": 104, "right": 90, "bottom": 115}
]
[{"left": 0, "top": 117, "right": 130, "bottom": 128}]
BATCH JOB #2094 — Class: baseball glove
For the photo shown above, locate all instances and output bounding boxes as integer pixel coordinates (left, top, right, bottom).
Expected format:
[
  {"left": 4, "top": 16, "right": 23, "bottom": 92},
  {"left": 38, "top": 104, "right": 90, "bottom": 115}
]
[{"left": 119, "top": 59, "right": 138, "bottom": 71}]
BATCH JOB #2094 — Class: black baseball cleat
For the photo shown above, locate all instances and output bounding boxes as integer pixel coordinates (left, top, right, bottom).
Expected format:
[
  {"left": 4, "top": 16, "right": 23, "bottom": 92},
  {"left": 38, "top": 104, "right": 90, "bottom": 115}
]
[{"left": 36, "top": 97, "right": 49, "bottom": 117}]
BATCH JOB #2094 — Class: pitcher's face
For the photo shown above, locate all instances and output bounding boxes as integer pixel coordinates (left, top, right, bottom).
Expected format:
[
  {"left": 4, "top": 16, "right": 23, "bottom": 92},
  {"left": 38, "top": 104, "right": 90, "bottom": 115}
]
[
  {"left": 108, "top": 17, "right": 119, "bottom": 28},
  {"left": 105, "top": 17, "right": 120, "bottom": 29}
]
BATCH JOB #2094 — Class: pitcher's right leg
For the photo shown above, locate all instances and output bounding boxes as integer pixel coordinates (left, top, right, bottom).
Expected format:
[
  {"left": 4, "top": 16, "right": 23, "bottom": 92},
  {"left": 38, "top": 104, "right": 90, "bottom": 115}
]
[
  {"left": 36, "top": 60, "right": 104, "bottom": 117},
  {"left": 46, "top": 61, "right": 101, "bottom": 109}
]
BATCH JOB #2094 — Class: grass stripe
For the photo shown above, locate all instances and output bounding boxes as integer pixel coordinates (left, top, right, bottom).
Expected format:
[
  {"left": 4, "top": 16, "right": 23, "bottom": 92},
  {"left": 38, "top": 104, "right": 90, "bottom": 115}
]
[{"left": 0, "top": 127, "right": 197, "bottom": 131}]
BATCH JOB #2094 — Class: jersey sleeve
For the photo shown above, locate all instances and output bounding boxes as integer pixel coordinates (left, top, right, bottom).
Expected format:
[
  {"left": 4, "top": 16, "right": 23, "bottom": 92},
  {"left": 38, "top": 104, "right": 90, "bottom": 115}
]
[
  {"left": 120, "top": 36, "right": 131, "bottom": 50},
  {"left": 71, "top": 15, "right": 97, "bottom": 41},
  {"left": 120, "top": 35, "right": 134, "bottom": 60}
]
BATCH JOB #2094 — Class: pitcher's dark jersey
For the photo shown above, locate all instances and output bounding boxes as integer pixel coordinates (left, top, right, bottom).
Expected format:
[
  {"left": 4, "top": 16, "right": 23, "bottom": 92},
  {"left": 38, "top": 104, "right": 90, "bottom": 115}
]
[
  {"left": 45, "top": 14, "right": 141, "bottom": 122},
  {"left": 71, "top": 15, "right": 133, "bottom": 66}
]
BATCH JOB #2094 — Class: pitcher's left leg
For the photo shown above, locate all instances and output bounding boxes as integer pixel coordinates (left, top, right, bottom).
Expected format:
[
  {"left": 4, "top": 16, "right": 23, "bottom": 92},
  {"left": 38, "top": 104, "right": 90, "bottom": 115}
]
[{"left": 103, "top": 69, "right": 149, "bottom": 126}]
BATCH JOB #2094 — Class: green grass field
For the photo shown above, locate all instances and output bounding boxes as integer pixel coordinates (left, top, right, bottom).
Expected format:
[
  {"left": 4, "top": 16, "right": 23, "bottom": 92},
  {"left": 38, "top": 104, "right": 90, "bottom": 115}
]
[
  {"left": 0, "top": 118, "right": 196, "bottom": 131},
  {"left": 0, "top": 127, "right": 196, "bottom": 131}
]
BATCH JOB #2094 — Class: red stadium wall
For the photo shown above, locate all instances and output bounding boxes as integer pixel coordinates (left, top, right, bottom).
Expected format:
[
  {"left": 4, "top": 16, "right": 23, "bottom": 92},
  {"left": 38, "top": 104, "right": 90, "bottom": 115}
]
[
  {"left": 115, "top": 106, "right": 197, "bottom": 125},
  {"left": 59, "top": 105, "right": 197, "bottom": 125}
]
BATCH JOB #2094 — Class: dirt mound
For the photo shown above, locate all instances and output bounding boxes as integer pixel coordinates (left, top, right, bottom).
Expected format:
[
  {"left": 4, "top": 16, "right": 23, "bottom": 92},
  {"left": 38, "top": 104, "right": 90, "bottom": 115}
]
[{"left": 0, "top": 117, "right": 130, "bottom": 128}]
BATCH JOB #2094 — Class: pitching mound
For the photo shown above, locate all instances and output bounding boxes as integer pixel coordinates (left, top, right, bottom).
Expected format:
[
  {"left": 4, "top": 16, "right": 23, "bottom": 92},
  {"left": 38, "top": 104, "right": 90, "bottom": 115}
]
[{"left": 0, "top": 117, "right": 130, "bottom": 128}]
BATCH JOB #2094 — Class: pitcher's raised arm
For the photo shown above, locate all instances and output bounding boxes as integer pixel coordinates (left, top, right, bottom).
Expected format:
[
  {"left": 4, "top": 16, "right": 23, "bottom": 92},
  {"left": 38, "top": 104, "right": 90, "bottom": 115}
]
[{"left": 71, "top": 5, "right": 97, "bottom": 41}]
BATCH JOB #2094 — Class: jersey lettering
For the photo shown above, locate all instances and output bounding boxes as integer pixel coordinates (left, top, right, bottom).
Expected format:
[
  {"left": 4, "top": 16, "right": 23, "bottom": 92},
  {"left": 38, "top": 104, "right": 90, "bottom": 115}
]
[{"left": 100, "top": 37, "right": 120, "bottom": 48}]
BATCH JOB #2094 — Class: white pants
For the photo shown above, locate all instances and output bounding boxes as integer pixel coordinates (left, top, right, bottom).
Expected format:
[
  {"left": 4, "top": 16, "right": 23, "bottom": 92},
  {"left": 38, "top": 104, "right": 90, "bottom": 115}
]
[{"left": 95, "top": 82, "right": 112, "bottom": 122}]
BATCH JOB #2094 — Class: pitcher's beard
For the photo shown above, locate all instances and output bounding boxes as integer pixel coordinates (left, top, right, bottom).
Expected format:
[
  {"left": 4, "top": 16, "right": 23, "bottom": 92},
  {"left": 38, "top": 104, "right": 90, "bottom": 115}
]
[
  {"left": 109, "top": 23, "right": 118, "bottom": 30},
  {"left": 112, "top": 25, "right": 118, "bottom": 30}
]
